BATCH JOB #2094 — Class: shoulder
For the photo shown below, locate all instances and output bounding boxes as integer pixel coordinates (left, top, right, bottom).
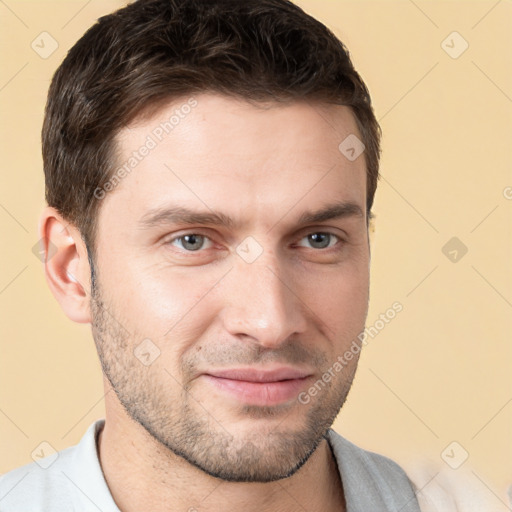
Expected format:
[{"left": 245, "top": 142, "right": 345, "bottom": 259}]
[
  {"left": 0, "top": 444, "right": 78, "bottom": 511},
  {"left": 325, "top": 428, "right": 421, "bottom": 512},
  {"left": 0, "top": 419, "right": 117, "bottom": 512},
  {"left": 327, "top": 429, "right": 412, "bottom": 481}
]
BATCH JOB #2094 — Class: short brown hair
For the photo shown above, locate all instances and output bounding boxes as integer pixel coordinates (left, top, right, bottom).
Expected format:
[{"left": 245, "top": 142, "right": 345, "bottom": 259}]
[{"left": 43, "top": 0, "right": 381, "bottom": 257}]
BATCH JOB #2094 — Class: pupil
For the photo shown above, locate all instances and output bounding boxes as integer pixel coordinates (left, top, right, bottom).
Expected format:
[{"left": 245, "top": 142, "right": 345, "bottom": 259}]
[
  {"left": 183, "top": 235, "right": 203, "bottom": 250},
  {"left": 310, "top": 233, "right": 329, "bottom": 248}
]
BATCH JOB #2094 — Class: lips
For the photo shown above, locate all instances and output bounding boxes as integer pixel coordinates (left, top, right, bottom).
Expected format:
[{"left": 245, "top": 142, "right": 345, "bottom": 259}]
[
  {"left": 202, "top": 367, "right": 313, "bottom": 406},
  {"left": 205, "top": 367, "right": 311, "bottom": 382}
]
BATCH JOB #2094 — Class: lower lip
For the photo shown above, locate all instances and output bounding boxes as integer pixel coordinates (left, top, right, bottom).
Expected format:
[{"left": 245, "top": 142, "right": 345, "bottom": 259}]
[{"left": 202, "top": 375, "right": 312, "bottom": 406}]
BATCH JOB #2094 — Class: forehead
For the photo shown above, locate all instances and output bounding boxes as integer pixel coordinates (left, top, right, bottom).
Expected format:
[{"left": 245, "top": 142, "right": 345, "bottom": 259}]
[{"left": 101, "top": 93, "right": 367, "bottom": 231}]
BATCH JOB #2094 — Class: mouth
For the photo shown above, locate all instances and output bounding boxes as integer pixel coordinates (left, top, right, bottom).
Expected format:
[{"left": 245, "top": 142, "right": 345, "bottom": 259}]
[{"left": 201, "top": 367, "right": 314, "bottom": 406}]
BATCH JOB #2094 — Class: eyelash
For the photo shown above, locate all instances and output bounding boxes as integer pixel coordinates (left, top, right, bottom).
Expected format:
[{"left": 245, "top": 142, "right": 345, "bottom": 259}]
[{"left": 166, "top": 231, "right": 344, "bottom": 254}]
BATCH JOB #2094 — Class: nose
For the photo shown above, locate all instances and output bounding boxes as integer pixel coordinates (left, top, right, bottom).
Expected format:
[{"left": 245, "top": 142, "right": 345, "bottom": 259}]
[{"left": 219, "top": 254, "right": 308, "bottom": 349}]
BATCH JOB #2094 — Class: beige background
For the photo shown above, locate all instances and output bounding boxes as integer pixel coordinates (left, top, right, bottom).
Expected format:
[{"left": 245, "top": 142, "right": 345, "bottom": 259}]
[{"left": 1, "top": 0, "right": 510, "bottom": 507}]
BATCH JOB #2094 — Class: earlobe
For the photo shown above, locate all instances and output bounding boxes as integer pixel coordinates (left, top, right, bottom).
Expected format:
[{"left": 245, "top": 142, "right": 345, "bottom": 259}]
[{"left": 38, "top": 207, "right": 92, "bottom": 324}]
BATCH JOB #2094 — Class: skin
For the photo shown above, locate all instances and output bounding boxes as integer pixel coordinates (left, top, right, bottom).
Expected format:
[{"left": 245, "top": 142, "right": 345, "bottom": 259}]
[{"left": 41, "top": 93, "right": 371, "bottom": 512}]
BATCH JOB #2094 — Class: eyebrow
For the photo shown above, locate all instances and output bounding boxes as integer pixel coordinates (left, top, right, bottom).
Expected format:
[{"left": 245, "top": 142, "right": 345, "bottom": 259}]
[
  {"left": 138, "top": 201, "right": 365, "bottom": 230},
  {"left": 297, "top": 202, "right": 364, "bottom": 225},
  {"left": 138, "top": 206, "right": 237, "bottom": 230}
]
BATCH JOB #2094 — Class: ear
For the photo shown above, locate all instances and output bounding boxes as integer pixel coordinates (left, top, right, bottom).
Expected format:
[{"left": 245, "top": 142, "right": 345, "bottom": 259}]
[
  {"left": 38, "top": 206, "right": 92, "bottom": 323},
  {"left": 368, "top": 211, "right": 375, "bottom": 263}
]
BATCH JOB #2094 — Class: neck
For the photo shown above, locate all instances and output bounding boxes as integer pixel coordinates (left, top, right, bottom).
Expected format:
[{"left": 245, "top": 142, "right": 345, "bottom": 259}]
[{"left": 97, "top": 396, "right": 345, "bottom": 512}]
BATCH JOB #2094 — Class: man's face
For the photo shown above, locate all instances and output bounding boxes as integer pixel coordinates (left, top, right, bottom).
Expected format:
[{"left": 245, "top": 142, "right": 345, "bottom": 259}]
[{"left": 90, "top": 93, "right": 370, "bottom": 482}]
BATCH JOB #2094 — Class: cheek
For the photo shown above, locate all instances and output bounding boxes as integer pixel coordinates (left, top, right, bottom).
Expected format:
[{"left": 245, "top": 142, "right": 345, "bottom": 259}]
[
  {"left": 100, "top": 262, "right": 221, "bottom": 346},
  {"left": 297, "top": 263, "right": 369, "bottom": 334}
]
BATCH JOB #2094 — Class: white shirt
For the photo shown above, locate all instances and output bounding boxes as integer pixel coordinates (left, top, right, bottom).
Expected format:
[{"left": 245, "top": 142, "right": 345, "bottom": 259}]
[{"left": 0, "top": 419, "right": 421, "bottom": 511}]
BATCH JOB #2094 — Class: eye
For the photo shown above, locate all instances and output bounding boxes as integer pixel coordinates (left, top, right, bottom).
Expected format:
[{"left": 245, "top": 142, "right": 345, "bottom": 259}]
[
  {"left": 169, "top": 234, "right": 213, "bottom": 252},
  {"left": 297, "top": 232, "right": 340, "bottom": 250}
]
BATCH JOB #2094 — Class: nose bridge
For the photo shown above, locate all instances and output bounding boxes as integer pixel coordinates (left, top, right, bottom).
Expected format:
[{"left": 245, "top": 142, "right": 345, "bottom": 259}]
[{"left": 221, "top": 251, "right": 306, "bottom": 346}]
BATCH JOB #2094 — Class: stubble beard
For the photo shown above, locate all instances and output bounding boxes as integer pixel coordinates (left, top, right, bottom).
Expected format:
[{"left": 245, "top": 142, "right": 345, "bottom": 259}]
[{"left": 89, "top": 269, "right": 359, "bottom": 482}]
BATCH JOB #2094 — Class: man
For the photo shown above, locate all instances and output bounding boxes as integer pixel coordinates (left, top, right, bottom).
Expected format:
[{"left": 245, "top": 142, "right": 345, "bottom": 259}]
[{"left": 0, "top": 0, "right": 422, "bottom": 510}]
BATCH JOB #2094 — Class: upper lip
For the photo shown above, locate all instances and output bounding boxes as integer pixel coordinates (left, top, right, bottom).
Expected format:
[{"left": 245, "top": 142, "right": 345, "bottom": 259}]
[{"left": 204, "top": 367, "right": 313, "bottom": 383}]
